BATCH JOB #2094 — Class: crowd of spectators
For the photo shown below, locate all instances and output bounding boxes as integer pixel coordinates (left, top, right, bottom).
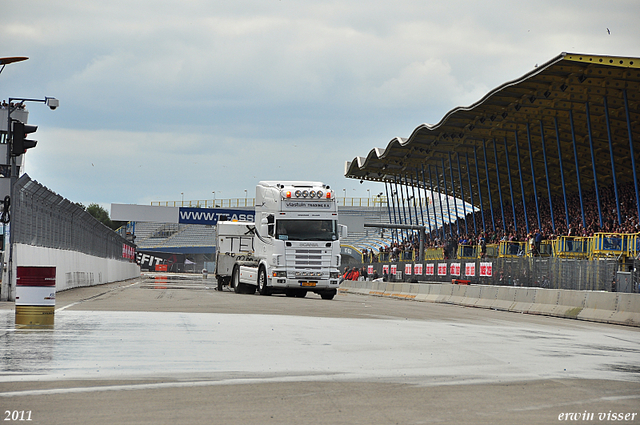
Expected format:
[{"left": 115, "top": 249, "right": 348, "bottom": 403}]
[
  {"left": 0, "top": 100, "right": 27, "bottom": 110},
  {"left": 371, "top": 181, "right": 640, "bottom": 260}
]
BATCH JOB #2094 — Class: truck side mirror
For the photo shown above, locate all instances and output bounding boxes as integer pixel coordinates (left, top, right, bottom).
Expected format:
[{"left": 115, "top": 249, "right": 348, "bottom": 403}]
[
  {"left": 339, "top": 224, "right": 348, "bottom": 239},
  {"left": 262, "top": 214, "right": 275, "bottom": 237}
]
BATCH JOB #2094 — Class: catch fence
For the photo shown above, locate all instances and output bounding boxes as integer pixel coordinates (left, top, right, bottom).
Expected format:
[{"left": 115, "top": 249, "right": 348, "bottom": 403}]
[
  {"left": 11, "top": 174, "right": 135, "bottom": 260},
  {"left": 357, "top": 257, "right": 629, "bottom": 292}
]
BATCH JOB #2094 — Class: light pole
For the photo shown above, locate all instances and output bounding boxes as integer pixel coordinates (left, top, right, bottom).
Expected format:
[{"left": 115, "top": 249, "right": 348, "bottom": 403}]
[
  {"left": 0, "top": 57, "right": 28, "bottom": 76},
  {"left": 244, "top": 189, "right": 247, "bottom": 206},
  {"left": 3, "top": 96, "right": 58, "bottom": 301},
  {"left": 181, "top": 192, "right": 184, "bottom": 206},
  {"left": 212, "top": 191, "right": 216, "bottom": 208}
]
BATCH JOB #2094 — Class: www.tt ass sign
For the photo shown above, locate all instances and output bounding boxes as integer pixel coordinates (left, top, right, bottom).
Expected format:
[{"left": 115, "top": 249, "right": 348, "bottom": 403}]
[{"left": 178, "top": 208, "right": 255, "bottom": 225}]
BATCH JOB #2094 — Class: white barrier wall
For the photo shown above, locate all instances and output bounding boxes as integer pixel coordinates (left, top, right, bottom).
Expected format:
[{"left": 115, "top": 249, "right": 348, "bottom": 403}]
[
  {"left": 339, "top": 280, "right": 640, "bottom": 327},
  {"left": 2, "top": 244, "right": 140, "bottom": 301}
]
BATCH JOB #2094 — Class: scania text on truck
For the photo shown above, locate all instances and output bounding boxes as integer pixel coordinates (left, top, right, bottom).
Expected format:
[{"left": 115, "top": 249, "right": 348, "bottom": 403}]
[{"left": 214, "top": 181, "right": 346, "bottom": 300}]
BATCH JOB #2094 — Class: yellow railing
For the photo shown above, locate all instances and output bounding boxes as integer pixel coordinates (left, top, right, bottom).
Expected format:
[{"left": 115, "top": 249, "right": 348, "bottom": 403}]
[
  {"left": 499, "top": 241, "right": 526, "bottom": 258},
  {"left": 151, "top": 198, "right": 256, "bottom": 208},
  {"left": 425, "top": 247, "right": 445, "bottom": 260},
  {"left": 457, "top": 244, "right": 477, "bottom": 259},
  {"left": 591, "top": 232, "right": 636, "bottom": 259},
  {"left": 553, "top": 236, "right": 591, "bottom": 259},
  {"left": 151, "top": 197, "right": 397, "bottom": 209}
]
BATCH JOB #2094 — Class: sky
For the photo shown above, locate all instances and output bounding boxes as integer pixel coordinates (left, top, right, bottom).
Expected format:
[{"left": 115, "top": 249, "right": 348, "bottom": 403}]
[{"left": 2, "top": 0, "right": 639, "bottom": 212}]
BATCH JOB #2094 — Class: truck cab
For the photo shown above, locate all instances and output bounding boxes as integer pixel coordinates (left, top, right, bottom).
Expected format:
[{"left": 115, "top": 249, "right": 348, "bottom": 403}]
[{"left": 251, "top": 181, "right": 343, "bottom": 299}]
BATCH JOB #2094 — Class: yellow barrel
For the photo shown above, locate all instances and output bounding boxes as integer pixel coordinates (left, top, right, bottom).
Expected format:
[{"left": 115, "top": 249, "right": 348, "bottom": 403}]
[{"left": 15, "top": 305, "right": 55, "bottom": 328}]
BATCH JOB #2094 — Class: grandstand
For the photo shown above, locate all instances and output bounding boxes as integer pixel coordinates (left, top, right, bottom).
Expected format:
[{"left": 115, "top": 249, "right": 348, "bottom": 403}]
[
  {"left": 343, "top": 53, "right": 640, "bottom": 292},
  {"left": 340, "top": 194, "right": 473, "bottom": 256}
]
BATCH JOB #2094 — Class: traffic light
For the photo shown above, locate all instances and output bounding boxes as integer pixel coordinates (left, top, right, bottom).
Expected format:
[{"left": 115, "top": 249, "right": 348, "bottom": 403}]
[{"left": 11, "top": 121, "right": 38, "bottom": 156}]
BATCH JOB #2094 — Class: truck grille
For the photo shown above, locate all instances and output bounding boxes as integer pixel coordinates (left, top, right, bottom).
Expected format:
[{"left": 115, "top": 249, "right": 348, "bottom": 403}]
[{"left": 285, "top": 248, "right": 331, "bottom": 271}]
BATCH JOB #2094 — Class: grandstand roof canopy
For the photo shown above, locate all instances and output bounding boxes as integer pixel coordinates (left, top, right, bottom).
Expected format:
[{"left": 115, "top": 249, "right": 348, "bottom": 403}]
[{"left": 344, "top": 52, "right": 640, "bottom": 210}]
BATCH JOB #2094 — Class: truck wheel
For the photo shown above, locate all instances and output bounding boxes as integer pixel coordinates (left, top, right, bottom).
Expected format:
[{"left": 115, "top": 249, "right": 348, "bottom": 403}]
[
  {"left": 232, "top": 266, "right": 244, "bottom": 294},
  {"left": 217, "top": 277, "right": 224, "bottom": 291},
  {"left": 285, "top": 289, "right": 296, "bottom": 297},
  {"left": 294, "top": 290, "right": 307, "bottom": 298},
  {"left": 258, "top": 267, "right": 271, "bottom": 296},
  {"left": 320, "top": 290, "right": 336, "bottom": 300}
]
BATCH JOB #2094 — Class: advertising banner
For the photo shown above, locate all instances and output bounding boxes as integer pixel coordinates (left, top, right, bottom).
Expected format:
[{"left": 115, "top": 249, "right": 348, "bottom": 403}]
[
  {"left": 178, "top": 208, "right": 255, "bottom": 225},
  {"left": 465, "top": 263, "right": 476, "bottom": 277},
  {"left": 426, "top": 263, "right": 434, "bottom": 276},
  {"left": 480, "top": 262, "right": 493, "bottom": 277},
  {"left": 136, "top": 251, "right": 187, "bottom": 272}
]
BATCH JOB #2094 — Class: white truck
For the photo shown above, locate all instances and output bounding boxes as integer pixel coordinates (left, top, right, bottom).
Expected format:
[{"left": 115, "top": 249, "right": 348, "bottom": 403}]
[{"left": 214, "top": 181, "right": 346, "bottom": 300}]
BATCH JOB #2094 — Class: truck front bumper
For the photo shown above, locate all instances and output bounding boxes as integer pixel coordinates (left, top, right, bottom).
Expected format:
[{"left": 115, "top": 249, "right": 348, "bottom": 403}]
[{"left": 270, "top": 277, "right": 339, "bottom": 290}]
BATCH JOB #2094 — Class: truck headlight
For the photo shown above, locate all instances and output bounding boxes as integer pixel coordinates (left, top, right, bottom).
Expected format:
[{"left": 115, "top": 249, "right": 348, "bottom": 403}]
[
  {"left": 272, "top": 271, "right": 287, "bottom": 277},
  {"left": 330, "top": 271, "right": 339, "bottom": 278}
]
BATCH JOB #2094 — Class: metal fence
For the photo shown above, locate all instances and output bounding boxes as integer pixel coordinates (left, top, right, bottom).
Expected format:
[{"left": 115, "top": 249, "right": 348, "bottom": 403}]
[
  {"left": 356, "top": 257, "right": 628, "bottom": 292},
  {"left": 12, "top": 174, "right": 135, "bottom": 259}
]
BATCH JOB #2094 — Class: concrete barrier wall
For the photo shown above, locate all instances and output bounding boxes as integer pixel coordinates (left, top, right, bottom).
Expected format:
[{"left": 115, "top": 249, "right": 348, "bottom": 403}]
[
  {"left": 338, "top": 280, "right": 640, "bottom": 327},
  {"left": 2, "top": 244, "right": 140, "bottom": 300}
]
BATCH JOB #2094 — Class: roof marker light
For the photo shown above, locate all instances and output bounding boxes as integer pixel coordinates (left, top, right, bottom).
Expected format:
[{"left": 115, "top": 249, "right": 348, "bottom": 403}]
[{"left": 286, "top": 191, "right": 292, "bottom": 198}]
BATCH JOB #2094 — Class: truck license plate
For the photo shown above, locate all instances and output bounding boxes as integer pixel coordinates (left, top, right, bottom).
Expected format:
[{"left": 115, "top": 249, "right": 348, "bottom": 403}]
[{"left": 300, "top": 282, "right": 316, "bottom": 287}]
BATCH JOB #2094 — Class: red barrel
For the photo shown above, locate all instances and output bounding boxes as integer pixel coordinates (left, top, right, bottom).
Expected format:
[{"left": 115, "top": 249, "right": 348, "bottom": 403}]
[{"left": 15, "top": 266, "right": 56, "bottom": 328}]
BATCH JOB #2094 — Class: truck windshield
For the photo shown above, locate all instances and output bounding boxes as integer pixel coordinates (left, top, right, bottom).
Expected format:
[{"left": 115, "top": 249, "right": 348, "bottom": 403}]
[{"left": 275, "top": 219, "right": 337, "bottom": 241}]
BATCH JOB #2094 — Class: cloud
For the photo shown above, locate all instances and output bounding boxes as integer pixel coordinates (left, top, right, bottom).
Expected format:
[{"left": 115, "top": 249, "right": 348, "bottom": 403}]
[{"left": 4, "top": 0, "right": 640, "bottom": 208}]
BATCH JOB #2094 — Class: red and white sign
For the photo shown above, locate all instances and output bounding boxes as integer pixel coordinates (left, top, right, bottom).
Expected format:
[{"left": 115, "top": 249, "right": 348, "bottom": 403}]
[
  {"left": 450, "top": 263, "right": 461, "bottom": 276},
  {"left": 465, "top": 263, "right": 476, "bottom": 277},
  {"left": 426, "top": 264, "right": 435, "bottom": 276},
  {"left": 414, "top": 264, "right": 423, "bottom": 275},
  {"left": 123, "top": 244, "right": 135, "bottom": 260},
  {"left": 390, "top": 265, "right": 397, "bottom": 275},
  {"left": 383, "top": 265, "right": 389, "bottom": 275},
  {"left": 405, "top": 264, "right": 412, "bottom": 275},
  {"left": 437, "top": 263, "right": 447, "bottom": 276},
  {"left": 480, "top": 262, "right": 493, "bottom": 277},
  {"left": 367, "top": 265, "right": 374, "bottom": 275}
]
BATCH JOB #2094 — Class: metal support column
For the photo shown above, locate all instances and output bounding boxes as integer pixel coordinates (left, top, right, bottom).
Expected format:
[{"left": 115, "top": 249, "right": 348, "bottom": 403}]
[
  {"left": 554, "top": 117, "right": 570, "bottom": 232},
  {"left": 433, "top": 164, "right": 447, "bottom": 240},
  {"left": 539, "top": 120, "right": 555, "bottom": 233},
  {"left": 474, "top": 147, "right": 486, "bottom": 232},
  {"left": 395, "top": 175, "right": 408, "bottom": 240},
  {"left": 527, "top": 123, "right": 542, "bottom": 230},
  {"left": 393, "top": 178, "right": 403, "bottom": 240},
  {"left": 410, "top": 176, "right": 420, "bottom": 241},
  {"left": 415, "top": 169, "right": 425, "bottom": 228},
  {"left": 623, "top": 89, "right": 640, "bottom": 226},
  {"left": 447, "top": 152, "right": 460, "bottom": 236},
  {"left": 514, "top": 130, "right": 529, "bottom": 235},
  {"left": 492, "top": 139, "right": 506, "bottom": 234},
  {"left": 440, "top": 158, "right": 454, "bottom": 237},
  {"left": 456, "top": 153, "right": 468, "bottom": 236},
  {"left": 421, "top": 165, "right": 434, "bottom": 238},
  {"left": 465, "top": 152, "right": 477, "bottom": 235},
  {"left": 604, "top": 96, "right": 622, "bottom": 227},
  {"left": 384, "top": 181, "right": 397, "bottom": 244},
  {"left": 569, "top": 109, "right": 587, "bottom": 229},
  {"left": 503, "top": 137, "right": 517, "bottom": 235},
  {"left": 586, "top": 101, "right": 604, "bottom": 229},
  {"left": 482, "top": 140, "right": 496, "bottom": 232}
]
